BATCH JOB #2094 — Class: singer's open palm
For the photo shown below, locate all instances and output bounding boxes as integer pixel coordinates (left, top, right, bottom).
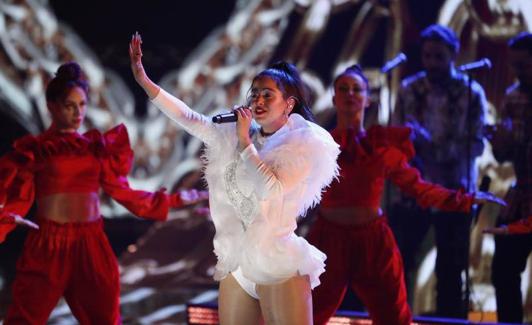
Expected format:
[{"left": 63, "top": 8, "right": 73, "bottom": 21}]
[{"left": 129, "top": 32, "right": 146, "bottom": 84}]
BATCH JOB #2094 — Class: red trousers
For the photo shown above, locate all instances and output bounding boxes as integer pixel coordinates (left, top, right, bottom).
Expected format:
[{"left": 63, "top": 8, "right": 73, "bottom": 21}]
[
  {"left": 5, "top": 218, "right": 120, "bottom": 325},
  {"left": 307, "top": 216, "right": 411, "bottom": 325}
]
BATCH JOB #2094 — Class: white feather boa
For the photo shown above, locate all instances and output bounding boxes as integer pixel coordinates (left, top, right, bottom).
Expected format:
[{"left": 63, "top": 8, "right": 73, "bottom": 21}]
[{"left": 202, "top": 114, "right": 340, "bottom": 287}]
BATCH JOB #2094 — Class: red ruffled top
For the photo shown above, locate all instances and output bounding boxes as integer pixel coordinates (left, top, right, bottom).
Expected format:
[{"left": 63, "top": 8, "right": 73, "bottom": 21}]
[
  {"left": 320, "top": 125, "right": 473, "bottom": 211},
  {"left": 0, "top": 124, "right": 182, "bottom": 242}
]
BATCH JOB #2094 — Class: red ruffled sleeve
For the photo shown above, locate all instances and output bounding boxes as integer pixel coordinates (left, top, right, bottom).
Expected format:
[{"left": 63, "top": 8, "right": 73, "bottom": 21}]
[
  {"left": 0, "top": 135, "right": 36, "bottom": 243},
  {"left": 377, "top": 126, "right": 473, "bottom": 213},
  {"left": 366, "top": 125, "right": 415, "bottom": 161},
  {"left": 98, "top": 124, "right": 183, "bottom": 221}
]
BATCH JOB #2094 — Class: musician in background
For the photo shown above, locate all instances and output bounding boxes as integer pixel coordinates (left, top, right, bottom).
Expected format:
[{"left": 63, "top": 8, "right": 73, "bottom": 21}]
[
  {"left": 484, "top": 31, "right": 532, "bottom": 324},
  {"left": 391, "top": 24, "right": 488, "bottom": 318}
]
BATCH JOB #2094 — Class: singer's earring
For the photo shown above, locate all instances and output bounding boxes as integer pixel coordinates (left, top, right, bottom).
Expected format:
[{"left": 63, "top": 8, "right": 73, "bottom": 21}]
[
  {"left": 286, "top": 97, "right": 296, "bottom": 113},
  {"left": 285, "top": 106, "right": 292, "bottom": 117}
]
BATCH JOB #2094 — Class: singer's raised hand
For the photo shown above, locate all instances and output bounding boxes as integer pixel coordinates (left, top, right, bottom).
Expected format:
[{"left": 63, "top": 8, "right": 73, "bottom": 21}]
[
  {"left": 129, "top": 32, "right": 145, "bottom": 83},
  {"left": 129, "top": 32, "right": 160, "bottom": 99},
  {"left": 235, "top": 106, "right": 253, "bottom": 151}
]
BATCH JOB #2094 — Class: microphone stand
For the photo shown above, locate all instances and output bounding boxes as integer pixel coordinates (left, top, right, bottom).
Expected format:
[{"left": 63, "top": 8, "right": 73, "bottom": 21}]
[
  {"left": 380, "top": 52, "right": 408, "bottom": 243},
  {"left": 387, "top": 72, "right": 393, "bottom": 127},
  {"left": 383, "top": 67, "right": 395, "bottom": 223},
  {"left": 464, "top": 68, "right": 474, "bottom": 316},
  {"left": 456, "top": 58, "right": 491, "bottom": 316}
]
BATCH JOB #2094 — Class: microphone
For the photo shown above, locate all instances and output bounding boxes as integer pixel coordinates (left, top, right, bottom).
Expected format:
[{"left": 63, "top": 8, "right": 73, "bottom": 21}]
[
  {"left": 212, "top": 103, "right": 252, "bottom": 123},
  {"left": 212, "top": 112, "right": 238, "bottom": 123},
  {"left": 381, "top": 52, "right": 407, "bottom": 73},
  {"left": 458, "top": 58, "right": 492, "bottom": 72}
]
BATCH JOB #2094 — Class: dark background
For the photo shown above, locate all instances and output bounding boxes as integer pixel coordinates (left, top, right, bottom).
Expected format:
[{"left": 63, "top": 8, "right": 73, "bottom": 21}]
[{"left": 49, "top": 0, "right": 238, "bottom": 117}]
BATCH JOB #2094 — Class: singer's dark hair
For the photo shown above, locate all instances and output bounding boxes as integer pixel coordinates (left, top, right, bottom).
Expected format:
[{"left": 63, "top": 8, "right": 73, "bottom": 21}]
[
  {"left": 250, "top": 61, "right": 315, "bottom": 122},
  {"left": 333, "top": 64, "right": 369, "bottom": 91},
  {"left": 46, "top": 62, "right": 89, "bottom": 103},
  {"left": 420, "top": 24, "right": 459, "bottom": 54},
  {"left": 508, "top": 32, "right": 532, "bottom": 55}
]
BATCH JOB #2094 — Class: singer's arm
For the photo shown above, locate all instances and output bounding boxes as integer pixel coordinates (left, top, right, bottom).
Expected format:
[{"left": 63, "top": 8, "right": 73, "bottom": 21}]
[
  {"left": 130, "top": 33, "right": 216, "bottom": 144},
  {"left": 232, "top": 107, "right": 307, "bottom": 200},
  {"left": 239, "top": 143, "right": 311, "bottom": 200},
  {"left": 130, "top": 32, "right": 160, "bottom": 100}
]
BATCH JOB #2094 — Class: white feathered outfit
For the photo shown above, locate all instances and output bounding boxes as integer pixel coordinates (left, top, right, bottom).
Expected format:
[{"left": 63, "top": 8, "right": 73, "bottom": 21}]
[{"left": 152, "top": 89, "right": 340, "bottom": 289}]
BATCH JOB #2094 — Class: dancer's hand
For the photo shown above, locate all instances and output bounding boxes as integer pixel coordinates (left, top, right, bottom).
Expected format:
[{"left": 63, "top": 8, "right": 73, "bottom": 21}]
[
  {"left": 180, "top": 189, "right": 209, "bottom": 205},
  {"left": 180, "top": 190, "right": 210, "bottom": 219},
  {"left": 474, "top": 191, "right": 506, "bottom": 207},
  {"left": 0, "top": 213, "right": 39, "bottom": 230}
]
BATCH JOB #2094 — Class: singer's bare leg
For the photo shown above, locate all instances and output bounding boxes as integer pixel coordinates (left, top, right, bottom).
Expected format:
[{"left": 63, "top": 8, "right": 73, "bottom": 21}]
[
  {"left": 256, "top": 274, "right": 313, "bottom": 325},
  {"left": 218, "top": 274, "right": 263, "bottom": 325}
]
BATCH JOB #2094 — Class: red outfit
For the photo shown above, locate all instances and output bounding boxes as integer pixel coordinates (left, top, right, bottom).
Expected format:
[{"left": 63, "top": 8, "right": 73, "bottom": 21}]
[
  {"left": 0, "top": 124, "right": 182, "bottom": 324},
  {"left": 6, "top": 219, "right": 120, "bottom": 324},
  {"left": 308, "top": 126, "right": 473, "bottom": 325}
]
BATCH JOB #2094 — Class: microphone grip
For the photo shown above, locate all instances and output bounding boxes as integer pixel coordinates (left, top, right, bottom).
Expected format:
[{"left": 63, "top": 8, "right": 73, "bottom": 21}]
[{"left": 212, "top": 112, "right": 238, "bottom": 123}]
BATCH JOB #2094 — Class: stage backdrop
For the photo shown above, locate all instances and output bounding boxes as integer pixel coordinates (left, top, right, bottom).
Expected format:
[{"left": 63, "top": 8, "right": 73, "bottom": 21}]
[{"left": 0, "top": 0, "right": 530, "bottom": 322}]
